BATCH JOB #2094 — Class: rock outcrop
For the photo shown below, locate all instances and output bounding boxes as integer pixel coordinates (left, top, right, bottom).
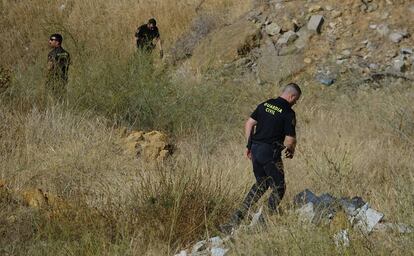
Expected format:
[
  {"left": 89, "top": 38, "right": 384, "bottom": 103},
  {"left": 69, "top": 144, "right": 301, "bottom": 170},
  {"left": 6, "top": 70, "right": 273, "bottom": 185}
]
[
  {"left": 122, "top": 130, "right": 174, "bottom": 162},
  {"left": 180, "top": 0, "right": 414, "bottom": 86},
  {"left": 189, "top": 18, "right": 261, "bottom": 71},
  {"left": 257, "top": 44, "right": 305, "bottom": 84}
]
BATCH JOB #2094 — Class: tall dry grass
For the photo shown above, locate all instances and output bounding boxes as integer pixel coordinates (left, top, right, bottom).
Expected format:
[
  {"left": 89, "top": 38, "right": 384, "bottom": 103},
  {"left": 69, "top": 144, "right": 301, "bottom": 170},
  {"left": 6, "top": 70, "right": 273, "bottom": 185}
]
[
  {"left": 227, "top": 78, "right": 414, "bottom": 255},
  {"left": 1, "top": 77, "right": 413, "bottom": 255},
  {"left": 1, "top": 0, "right": 413, "bottom": 255},
  {"left": 1, "top": 0, "right": 254, "bottom": 67}
]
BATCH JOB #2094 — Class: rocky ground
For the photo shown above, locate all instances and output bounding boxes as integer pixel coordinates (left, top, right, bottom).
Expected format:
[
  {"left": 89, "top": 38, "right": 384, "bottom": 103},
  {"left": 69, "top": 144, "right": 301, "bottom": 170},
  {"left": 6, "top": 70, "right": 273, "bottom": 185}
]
[{"left": 172, "top": 0, "right": 414, "bottom": 87}]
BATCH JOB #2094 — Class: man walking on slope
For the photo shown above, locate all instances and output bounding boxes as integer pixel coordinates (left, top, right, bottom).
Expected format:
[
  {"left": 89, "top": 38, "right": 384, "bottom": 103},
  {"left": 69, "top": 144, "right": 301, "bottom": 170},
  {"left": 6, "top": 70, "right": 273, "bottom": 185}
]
[
  {"left": 221, "top": 83, "right": 301, "bottom": 234},
  {"left": 135, "top": 18, "right": 163, "bottom": 58},
  {"left": 46, "top": 33, "right": 71, "bottom": 101}
]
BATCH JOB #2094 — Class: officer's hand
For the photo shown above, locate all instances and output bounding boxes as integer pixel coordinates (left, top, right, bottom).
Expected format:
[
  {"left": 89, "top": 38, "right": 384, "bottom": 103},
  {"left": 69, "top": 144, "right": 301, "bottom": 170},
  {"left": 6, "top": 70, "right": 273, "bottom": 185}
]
[
  {"left": 160, "top": 50, "right": 164, "bottom": 59},
  {"left": 285, "top": 148, "right": 294, "bottom": 159},
  {"left": 246, "top": 149, "right": 252, "bottom": 160}
]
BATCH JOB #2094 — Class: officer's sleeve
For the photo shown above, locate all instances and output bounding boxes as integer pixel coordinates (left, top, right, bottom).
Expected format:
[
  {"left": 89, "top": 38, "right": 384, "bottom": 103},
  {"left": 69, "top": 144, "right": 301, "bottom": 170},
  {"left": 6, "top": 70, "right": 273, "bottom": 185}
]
[
  {"left": 250, "top": 105, "right": 259, "bottom": 120},
  {"left": 247, "top": 106, "right": 260, "bottom": 149},
  {"left": 284, "top": 111, "right": 296, "bottom": 137},
  {"left": 135, "top": 27, "right": 141, "bottom": 38}
]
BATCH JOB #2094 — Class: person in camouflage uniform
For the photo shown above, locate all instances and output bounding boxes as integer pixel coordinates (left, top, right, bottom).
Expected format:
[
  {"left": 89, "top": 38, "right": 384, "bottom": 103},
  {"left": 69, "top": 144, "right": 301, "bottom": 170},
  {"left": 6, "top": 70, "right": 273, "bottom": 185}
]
[{"left": 46, "top": 33, "right": 70, "bottom": 100}]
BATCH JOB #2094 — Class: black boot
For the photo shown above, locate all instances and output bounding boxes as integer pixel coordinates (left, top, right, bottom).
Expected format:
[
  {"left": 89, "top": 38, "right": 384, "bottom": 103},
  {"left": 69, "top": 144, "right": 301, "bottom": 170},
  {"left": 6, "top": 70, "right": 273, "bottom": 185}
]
[{"left": 220, "top": 209, "right": 245, "bottom": 235}]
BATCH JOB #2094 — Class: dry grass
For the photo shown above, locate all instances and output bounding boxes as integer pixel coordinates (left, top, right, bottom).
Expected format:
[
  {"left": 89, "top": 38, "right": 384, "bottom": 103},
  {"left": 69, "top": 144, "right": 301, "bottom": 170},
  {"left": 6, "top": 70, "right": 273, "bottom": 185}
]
[
  {"left": 1, "top": 0, "right": 413, "bottom": 255},
  {"left": 0, "top": 103, "right": 249, "bottom": 255},
  {"left": 1, "top": 77, "right": 413, "bottom": 255},
  {"left": 0, "top": 0, "right": 253, "bottom": 67}
]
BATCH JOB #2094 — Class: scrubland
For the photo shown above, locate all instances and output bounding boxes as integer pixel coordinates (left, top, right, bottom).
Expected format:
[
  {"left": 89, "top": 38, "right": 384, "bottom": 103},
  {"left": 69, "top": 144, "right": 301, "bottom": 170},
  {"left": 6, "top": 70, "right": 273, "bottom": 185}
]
[{"left": 1, "top": 0, "right": 413, "bottom": 255}]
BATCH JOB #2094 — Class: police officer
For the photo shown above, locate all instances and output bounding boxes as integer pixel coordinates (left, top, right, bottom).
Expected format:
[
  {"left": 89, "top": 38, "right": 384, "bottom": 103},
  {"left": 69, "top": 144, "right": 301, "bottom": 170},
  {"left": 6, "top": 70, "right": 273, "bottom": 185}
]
[
  {"left": 46, "top": 33, "right": 71, "bottom": 100},
  {"left": 135, "top": 18, "right": 163, "bottom": 58},
  {"left": 221, "top": 83, "right": 301, "bottom": 234}
]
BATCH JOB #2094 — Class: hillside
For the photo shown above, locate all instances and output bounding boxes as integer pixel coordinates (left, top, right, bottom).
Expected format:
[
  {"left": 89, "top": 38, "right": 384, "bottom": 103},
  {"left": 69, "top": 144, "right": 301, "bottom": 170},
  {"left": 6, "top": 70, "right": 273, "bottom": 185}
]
[{"left": 1, "top": 0, "right": 413, "bottom": 255}]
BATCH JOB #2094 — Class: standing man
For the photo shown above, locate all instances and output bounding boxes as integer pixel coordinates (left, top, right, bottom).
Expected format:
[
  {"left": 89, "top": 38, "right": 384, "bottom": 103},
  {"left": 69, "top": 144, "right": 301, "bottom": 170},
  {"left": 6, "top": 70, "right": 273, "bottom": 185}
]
[
  {"left": 221, "top": 83, "right": 302, "bottom": 234},
  {"left": 46, "top": 33, "right": 70, "bottom": 100},
  {"left": 135, "top": 18, "right": 163, "bottom": 58}
]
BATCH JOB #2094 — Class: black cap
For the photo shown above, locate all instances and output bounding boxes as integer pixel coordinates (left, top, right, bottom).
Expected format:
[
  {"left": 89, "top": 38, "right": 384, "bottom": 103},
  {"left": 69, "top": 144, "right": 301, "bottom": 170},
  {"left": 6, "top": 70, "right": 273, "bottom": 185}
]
[
  {"left": 148, "top": 18, "right": 156, "bottom": 26},
  {"left": 49, "top": 33, "right": 63, "bottom": 43}
]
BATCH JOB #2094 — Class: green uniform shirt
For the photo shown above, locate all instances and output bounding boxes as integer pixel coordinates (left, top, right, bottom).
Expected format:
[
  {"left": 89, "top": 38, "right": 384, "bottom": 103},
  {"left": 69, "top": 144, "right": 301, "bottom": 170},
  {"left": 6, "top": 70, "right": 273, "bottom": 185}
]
[{"left": 48, "top": 46, "right": 70, "bottom": 82}]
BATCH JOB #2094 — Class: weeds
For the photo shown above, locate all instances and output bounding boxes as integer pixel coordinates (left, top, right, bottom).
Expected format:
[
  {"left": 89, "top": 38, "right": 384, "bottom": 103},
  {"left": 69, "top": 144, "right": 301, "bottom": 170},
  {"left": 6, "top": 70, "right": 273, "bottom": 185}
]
[{"left": 1, "top": 0, "right": 413, "bottom": 255}]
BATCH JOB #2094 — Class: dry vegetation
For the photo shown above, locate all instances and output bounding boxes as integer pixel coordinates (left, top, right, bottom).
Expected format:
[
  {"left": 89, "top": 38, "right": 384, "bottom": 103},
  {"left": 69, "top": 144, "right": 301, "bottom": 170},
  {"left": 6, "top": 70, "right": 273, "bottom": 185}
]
[{"left": 1, "top": 0, "right": 413, "bottom": 255}]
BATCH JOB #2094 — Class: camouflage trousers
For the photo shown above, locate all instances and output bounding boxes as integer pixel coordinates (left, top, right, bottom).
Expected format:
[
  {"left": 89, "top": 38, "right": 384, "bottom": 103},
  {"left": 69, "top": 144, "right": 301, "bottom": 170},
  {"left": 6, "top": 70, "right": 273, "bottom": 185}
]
[{"left": 45, "top": 78, "right": 67, "bottom": 102}]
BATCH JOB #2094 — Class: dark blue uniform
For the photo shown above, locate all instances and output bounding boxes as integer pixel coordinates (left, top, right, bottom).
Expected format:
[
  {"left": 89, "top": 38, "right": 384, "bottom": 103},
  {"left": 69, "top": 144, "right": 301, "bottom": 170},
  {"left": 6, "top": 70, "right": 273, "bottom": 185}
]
[
  {"left": 135, "top": 24, "right": 160, "bottom": 51},
  {"left": 231, "top": 97, "right": 297, "bottom": 225}
]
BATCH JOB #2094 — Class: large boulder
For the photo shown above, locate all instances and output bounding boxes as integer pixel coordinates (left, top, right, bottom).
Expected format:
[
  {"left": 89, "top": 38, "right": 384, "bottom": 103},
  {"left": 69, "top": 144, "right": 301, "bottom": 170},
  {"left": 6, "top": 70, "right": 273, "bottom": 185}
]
[
  {"left": 20, "top": 188, "right": 65, "bottom": 210},
  {"left": 189, "top": 18, "right": 261, "bottom": 71},
  {"left": 257, "top": 45, "right": 305, "bottom": 84},
  {"left": 123, "top": 130, "right": 173, "bottom": 162}
]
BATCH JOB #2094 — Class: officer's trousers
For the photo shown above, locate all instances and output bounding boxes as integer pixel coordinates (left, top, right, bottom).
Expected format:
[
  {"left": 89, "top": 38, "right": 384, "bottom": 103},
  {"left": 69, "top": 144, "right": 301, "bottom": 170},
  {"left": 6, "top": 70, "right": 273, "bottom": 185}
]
[
  {"left": 232, "top": 143, "right": 286, "bottom": 223},
  {"left": 46, "top": 78, "right": 67, "bottom": 102}
]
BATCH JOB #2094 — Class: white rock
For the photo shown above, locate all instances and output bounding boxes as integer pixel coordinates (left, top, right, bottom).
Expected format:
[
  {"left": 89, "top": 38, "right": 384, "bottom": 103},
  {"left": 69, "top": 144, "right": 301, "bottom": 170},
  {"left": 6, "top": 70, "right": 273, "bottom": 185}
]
[
  {"left": 209, "top": 237, "right": 224, "bottom": 247},
  {"left": 369, "top": 24, "right": 377, "bottom": 29},
  {"left": 307, "top": 15, "right": 324, "bottom": 33},
  {"left": 211, "top": 247, "right": 229, "bottom": 256},
  {"left": 249, "top": 206, "right": 264, "bottom": 227},
  {"left": 376, "top": 24, "right": 389, "bottom": 36},
  {"left": 334, "top": 229, "right": 350, "bottom": 247},
  {"left": 297, "top": 202, "right": 315, "bottom": 222},
  {"left": 175, "top": 250, "right": 187, "bottom": 256},
  {"left": 295, "top": 28, "right": 312, "bottom": 49},
  {"left": 369, "top": 63, "right": 379, "bottom": 69},
  {"left": 265, "top": 23, "right": 281, "bottom": 36},
  {"left": 389, "top": 32, "right": 404, "bottom": 43},
  {"left": 352, "top": 204, "right": 384, "bottom": 234},
  {"left": 192, "top": 240, "right": 207, "bottom": 253},
  {"left": 277, "top": 31, "right": 298, "bottom": 45},
  {"left": 393, "top": 59, "right": 406, "bottom": 72},
  {"left": 367, "top": 3, "right": 378, "bottom": 12}
]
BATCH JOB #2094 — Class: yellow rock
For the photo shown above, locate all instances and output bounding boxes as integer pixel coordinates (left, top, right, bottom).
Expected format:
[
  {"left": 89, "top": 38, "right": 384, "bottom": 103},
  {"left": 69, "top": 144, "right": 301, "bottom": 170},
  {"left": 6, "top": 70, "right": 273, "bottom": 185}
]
[
  {"left": 22, "top": 188, "right": 48, "bottom": 208},
  {"left": 0, "top": 179, "right": 6, "bottom": 188},
  {"left": 20, "top": 188, "right": 69, "bottom": 217},
  {"left": 304, "top": 57, "right": 313, "bottom": 64},
  {"left": 309, "top": 5, "right": 323, "bottom": 13},
  {"left": 143, "top": 131, "right": 167, "bottom": 142},
  {"left": 126, "top": 131, "right": 144, "bottom": 141},
  {"left": 122, "top": 130, "right": 173, "bottom": 162}
]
